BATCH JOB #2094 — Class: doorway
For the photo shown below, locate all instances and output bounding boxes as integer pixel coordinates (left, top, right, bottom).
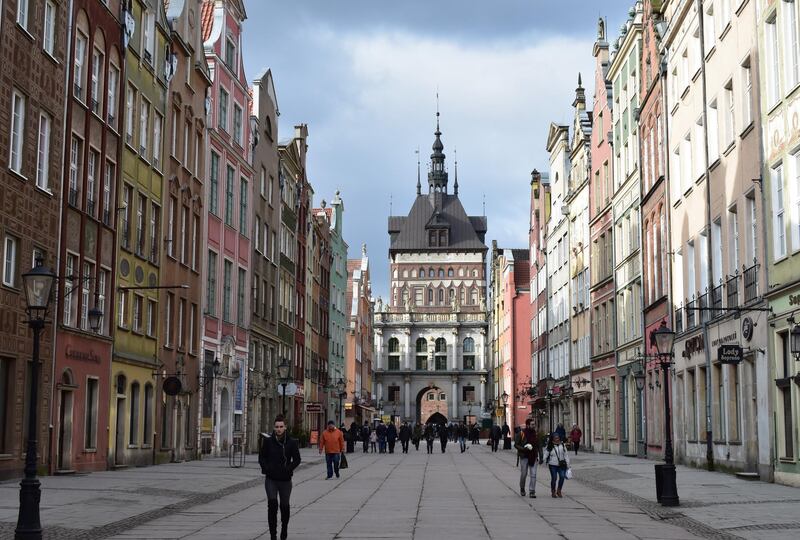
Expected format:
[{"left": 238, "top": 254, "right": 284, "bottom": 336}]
[
  {"left": 115, "top": 397, "right": 126, "bottom": 465},
  {"left": 57, "top": 380, "right": 74, "bottom": 471}
]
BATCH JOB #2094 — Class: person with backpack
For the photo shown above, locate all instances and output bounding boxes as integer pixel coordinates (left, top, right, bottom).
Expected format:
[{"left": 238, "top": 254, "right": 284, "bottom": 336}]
[
  {"left": 514, "top": 418, "right": 543, "bottom": 498},
  {"left": 424, "top": 423, "right": 435, "bottom": 454},
  {"left": 258, "top": 415, "right": 301, "bottom": 540},
  {"left": 545, "top": 433, "right": 570, "bottom": 498}
]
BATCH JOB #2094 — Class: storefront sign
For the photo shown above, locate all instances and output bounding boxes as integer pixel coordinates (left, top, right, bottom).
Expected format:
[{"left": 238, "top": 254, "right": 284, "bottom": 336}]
[
  {"left": 789, "top": 293, "right": 800, "bottom": 307},
  {"left": 742, "top": 317, "right": 754, "bottom": 342},
  {"left": 685, "top": 335, "right": 705, "bottom": 356},
  {"left": 718, "top": 345, "right": 743, "bottom": 364},
  {"left": 305, "top": 402, "right": 322, "bottom": 413},
  {"left": 163, "top": 376, "right": 182, "bottom": 396},
  {"left": 65, "top": 345, "right": 101, "bottom": 363}
]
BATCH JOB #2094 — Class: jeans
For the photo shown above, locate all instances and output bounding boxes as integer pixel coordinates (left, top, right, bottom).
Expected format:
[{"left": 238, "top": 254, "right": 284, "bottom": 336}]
[
  {"left": 378, "top": 438, "right": 387, "bottom": 453},
  {"left": 265, "top": 478, "right": 292, "bottom": 535},
  {"left": 549, "top": 465, "right": 566, "bottom": 492},
  {"left": 519, "top": 457, "right": 538, "bottom": 493},
  {"left": 459, "top": 437, "right": 466, "bottom": 452},
  {"left": 325, "top": 453, "right": 340, "bottom": 478}
]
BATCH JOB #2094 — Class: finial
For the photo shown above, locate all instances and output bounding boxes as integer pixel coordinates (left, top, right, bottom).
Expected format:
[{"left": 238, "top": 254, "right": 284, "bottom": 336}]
[
  {"left": 578, "top": 73, "right": 582, "bottom": 87},
  {"left": 436, "top": 90, "right": 440, "bottom": 132},
  {"left": 389, "top": 193, "right": 392, "bottom": 215},
  {"left": 416, "top": 148, "right": 421, "bottom": 195},
  {"left": 454, "top": 147, "right": 459, "bottom": 195},
  {"left": 361, "top": 243, "right": 367, "bottom": 256}
]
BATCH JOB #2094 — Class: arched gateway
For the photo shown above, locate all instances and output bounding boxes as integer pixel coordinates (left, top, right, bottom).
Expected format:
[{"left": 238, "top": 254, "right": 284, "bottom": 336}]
[{"left": 417, "top": 386, "right": 448, "bottom": 424}]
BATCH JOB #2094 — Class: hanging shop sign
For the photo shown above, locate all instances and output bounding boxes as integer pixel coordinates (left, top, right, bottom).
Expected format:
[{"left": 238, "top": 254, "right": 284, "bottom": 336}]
[{"left": 718, "top": 344, "right": 743, "bottom": 364}]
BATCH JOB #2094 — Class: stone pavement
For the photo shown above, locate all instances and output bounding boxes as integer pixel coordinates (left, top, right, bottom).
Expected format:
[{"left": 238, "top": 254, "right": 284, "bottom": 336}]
[{"left": 0, "top": 442, "right": 799, "bottom": 539}]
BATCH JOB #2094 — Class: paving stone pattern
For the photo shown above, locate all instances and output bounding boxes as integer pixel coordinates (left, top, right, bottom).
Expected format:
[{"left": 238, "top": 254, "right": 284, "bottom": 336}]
[{"left": 0, "top": 445, "right": 799, "bottom": 539}]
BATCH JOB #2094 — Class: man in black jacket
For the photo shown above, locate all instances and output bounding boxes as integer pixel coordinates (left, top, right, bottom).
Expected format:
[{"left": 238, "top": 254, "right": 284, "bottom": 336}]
[
  {"left": 361, "top": 421, "right": 371, "bottom": 453},
  {"left": 398, "top": 422, "right": 411, "bottom": 453},
  {"left": 258, "top": 415, "right": 301, "bottom": 540}
]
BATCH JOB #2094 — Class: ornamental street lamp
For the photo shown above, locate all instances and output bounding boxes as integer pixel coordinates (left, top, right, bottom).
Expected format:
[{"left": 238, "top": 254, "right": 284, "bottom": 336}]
[
  {"left": 16, "top": 259, "right": 56, "bottom": 540},
  {"left": 653, "top": 321, "right": 679, "bottom": 507},
  {"left": 791, "top": 321, "right": 800, "bottom": 361},
  {"left": 501, "top": 390, "right": 509, "bottom": 425},
  {"left": 543, "top": 375, "right": 556, "bottom": 434},
  {"left": 336, "top": 378, "right": 346, "bottom": 425},
  {"left": 277, "top": 359, "right": 291, "bottom": 417},
  {"left": 87, "top": 306, "right": 103, "bottom": 334}
]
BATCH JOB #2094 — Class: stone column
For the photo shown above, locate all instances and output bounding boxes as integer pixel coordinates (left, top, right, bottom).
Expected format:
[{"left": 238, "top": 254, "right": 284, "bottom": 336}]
[
  {"left": 377, "top": 381, "right": 383, "bottom": 402},
  {"left": 375, "top": 329, "right": 383, "bottom": 370},
  {"left": 480, "top": 375, "right": 486, "bottom": 411},
  {"left": 404, "top": 376, "right": 411, "bottom": 419},
  {"left": 450, "top": 330, "right": 459, "bottom": 370},
  {"left": 452, "top": 377, "right": 459, "bottom": 420},
  {"left": 479, "top": 329, "right": 487, "bottom": 370},
  {"left": 404, "top": 329, "right": 412, "bottom": 370}
]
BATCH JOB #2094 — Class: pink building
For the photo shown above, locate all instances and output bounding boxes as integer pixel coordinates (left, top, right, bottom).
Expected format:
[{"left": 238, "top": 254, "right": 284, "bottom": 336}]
[{"left": 200, "top": 0, "right": 253, "bottom": 455}]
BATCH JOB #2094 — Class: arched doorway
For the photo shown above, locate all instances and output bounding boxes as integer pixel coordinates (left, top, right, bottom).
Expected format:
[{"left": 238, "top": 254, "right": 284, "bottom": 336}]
[
  {"left": 416, "top": 386, "right": 448, "bottom": 424},
  {"left": 57, "top": 370, "right": 75, "bottom": 471},
  {"left": 219, "top": 388, "right": 231, "bottom": 449},
  {"left": 426, "top": 412, "right": 448, "bottom": 425}
]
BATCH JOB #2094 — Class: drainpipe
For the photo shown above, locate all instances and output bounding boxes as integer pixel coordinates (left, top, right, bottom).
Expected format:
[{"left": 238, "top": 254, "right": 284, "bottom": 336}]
[{"left": 696, "top": 0, "right": 715, "bottom": 471}]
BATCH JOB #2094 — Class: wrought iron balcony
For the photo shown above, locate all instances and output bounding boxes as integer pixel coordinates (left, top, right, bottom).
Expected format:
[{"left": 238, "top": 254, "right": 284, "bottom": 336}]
[
  {"left": 68, "top": 188, "right": 79, "bottom": 207},
  {"left": 726, "top": 274, "right": 739, "bottom": 308},
  {"left": 686, "top": 298, "right": 696, "bottom": 329},
  {"left": 744, "top": 263, "right": 759, "bottom": 304},
  {"left": 710, "top": 284, "right": 724, "bottom": 318},
  {"left": 699, "top": 292, "right": 710, "bottom": 324}
]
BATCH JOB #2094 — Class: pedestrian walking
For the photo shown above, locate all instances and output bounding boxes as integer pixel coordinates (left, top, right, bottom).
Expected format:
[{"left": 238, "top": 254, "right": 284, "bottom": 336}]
[
  {"left": 319, "top": 420, "right": 345, "bottom": 479},
  {"left": 545, "top": 433, "right": 570, "bottom": 498},
  {"left": 514, "top": 418, "right": 543, "bottom": 498},
  {"left": 387, "top": 422, "right": 398, "bottom": 454},
  {"left": 438, "top": 422, "right": 448, "bottom": 453},
  {"left": 501, "top": 422, "right": 511, "bottom": 449},
  {"left": 457, "top": 422, "right": 468, "bottom": 453},
  {"left": 555, "top": 423, "right": 567, "bottom": 442},
  {"left": 471, "top": 423, "right": 480, "bottom": 445},
  {"left": 569, "top": 424, "right": 582, "bottom": 455},
  {"left": 424, "top": 423, "right": 435, "bottom": 454},
  {"left": 361, "top": 422, "right": 370, "bottom": 453},
  {"left": 347, "top": 422, "right": 358, "bottom": 453},
  {"left": 490, "top": 424, "right": 501, "bottom": 452},
  {"left": 399, "top": 422, "right": 411, "bottom": 453},
  {"left": 369, "top": 429, "right": 377, "bottom": 453},
  {"left": 412, "top": 423, "right": 422, "bottom": 451},
  {"left": 258, "top": 415, "right": 301, "bottom": 540},
  {"left": 376, "top": 422, "right": 387, "bottom": 453}
]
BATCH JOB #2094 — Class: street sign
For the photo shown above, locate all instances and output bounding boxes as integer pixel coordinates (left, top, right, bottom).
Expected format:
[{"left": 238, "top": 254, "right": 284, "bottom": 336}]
[
  {"left": 162, "top": 377, "right": 182, "bottom": 396},
  {"left": 278, "top": 382, "right": 298, "bottom": 396},
  {"left": 718, "top": 344, "right": 743, "bottom": 364},
  {"left": 305, "top": 402, "right": 322, "bottom": 413}
]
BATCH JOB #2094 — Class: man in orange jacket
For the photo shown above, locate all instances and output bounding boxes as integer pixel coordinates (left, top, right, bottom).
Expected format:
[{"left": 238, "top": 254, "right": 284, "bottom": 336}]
[{"left": 319, "top": 420, "right": 345, "bottom": 479}]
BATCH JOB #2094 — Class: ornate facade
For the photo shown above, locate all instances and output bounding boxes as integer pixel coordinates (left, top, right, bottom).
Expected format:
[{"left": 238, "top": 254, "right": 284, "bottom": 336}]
[{"left": 374, "top": 119, "right": 489, "bottom": 425}]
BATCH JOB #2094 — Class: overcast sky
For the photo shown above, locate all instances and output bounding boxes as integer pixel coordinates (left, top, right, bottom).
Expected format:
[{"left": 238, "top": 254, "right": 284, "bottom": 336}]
[{"left": 242, "top": 0, "right": 634, "bottom": 298}]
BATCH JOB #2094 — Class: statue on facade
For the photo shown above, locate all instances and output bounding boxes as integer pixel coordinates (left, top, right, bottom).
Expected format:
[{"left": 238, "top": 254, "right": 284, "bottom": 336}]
[
  {"left": 598, "top": 17, "right": 605, "bottom": 40},
  {"left": 451, "top": 293, "right": 460, "bottom": 312},
  {"left": 376, "top": 296, "right": 383, "bottom": 313}
]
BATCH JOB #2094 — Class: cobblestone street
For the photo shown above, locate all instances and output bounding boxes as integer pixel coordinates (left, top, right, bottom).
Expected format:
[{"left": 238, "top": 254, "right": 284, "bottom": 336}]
[{"left": 1, "top": 443, "right": 799, "bottom": 539}]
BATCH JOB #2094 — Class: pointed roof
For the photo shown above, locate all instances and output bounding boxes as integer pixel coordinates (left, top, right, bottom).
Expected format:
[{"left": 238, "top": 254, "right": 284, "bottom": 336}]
[
  {"left": 388, "top": 194, "right": 486, "bottom": 252},
  {"left": 200, "top": 0, "right": 214, "bottom": 42}
]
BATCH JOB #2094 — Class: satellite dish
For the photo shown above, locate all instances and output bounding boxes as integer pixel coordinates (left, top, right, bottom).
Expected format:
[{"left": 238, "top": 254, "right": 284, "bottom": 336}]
[{"left": 163, "top": 376, "right": 182, "bottom": 396}]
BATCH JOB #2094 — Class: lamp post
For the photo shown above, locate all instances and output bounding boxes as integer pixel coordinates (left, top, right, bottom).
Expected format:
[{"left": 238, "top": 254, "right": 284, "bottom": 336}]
[
  {"left": 501, "top": 390, "right": 509, "bottom": 424},
  {"left": 791, "top": 321, "right": 800, "bottom": 361},
  {"left": 16, "top": 260, "right": 56, "bottom": 540},
  {"left": 336, "top": 378, "right": 346, "bottom": 426},
  {"left": 277, "top": 359, "right": 291, "bottom": 417},
  {"left": 653, "top": 321, "right": 679, "bottom": 507},
  {"left": 544, "top": 375, "right": 556, "bottom": 434}
]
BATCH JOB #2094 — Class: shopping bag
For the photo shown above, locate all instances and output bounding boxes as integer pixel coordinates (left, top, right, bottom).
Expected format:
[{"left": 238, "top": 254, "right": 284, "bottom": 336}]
[
  {"left": 339, "top": 452, "right": 349, "bottom": 469},
  {"left": 565, "top": 467, "right": 573, "bottom": 480}
]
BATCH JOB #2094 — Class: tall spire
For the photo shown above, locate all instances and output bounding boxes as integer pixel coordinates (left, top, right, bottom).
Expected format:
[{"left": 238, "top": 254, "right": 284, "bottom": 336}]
[
  {"left": 428, "top": 96, "right": 448, "bottom": 193},
  {"left": 453, "top": 147, "right": 459, "bottom": 195},
  {"left": 573, "top": 72, "right": 585, "bottom": 108},
  {"left": 416, "top": 148, "right": 421, "bottom": 195}
]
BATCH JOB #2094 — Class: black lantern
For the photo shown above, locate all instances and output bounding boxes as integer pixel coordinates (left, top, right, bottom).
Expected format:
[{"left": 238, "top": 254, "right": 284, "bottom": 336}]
[
  {"left": 653, "top": 321, "right": 676, "bottom": 359},
  {"left": 22, "top": 260, "right": 56, "bottom": 321},
  {"left": 634, "top": 370, "right": 646, "bottom": 392},
  {"left": 501, "top": 390, "right": 509, "bottom": 405},
  {"left": 336, "top": 378, "right": 346, "bottom": 395},
  {"left": 791, "top": 322, "right": 800, "bottom": 361},
  {"left": 277, "top": 359, "right": 291, "bottom": 381},
  {"left": 88, "top": 307, "right": 103, "bottom": 334},
  {"left": 213, "top": 358, "right": 223, "bottom": 377},
  {"left": 544, "top": 374, "right": 556, "bottom": 393}
]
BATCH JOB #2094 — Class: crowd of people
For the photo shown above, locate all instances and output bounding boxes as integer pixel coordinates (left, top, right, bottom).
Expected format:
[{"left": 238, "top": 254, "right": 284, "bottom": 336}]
[{"left": 258, "top": 414, "right": 584, "bottom": 539}]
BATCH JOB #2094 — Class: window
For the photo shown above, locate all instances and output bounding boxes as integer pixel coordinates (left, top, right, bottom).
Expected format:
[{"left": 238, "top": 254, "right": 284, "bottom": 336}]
[
  {"left": 180, "top": 205, "right": 188, "bottom": 264},
  {"left": 117, "top": 290, "right": 128, "bottom": 328},
  {"left": 9, "top": 91, "right": 25, "bottom": 174},
  {"left": 87, "top": 150, "right": 98, "bottom": 216},
  {"left": 171, "top": 109, "right": 179, "bottom": 157},
  {"left": 80, "top": 260, "right": 93, "bottom": 330},
  {"left": 729, "top": 206, "right": 740, "bottom": 273},
  {"left": 766, "top": 16, "right": 780, "bottom": 105},
  {"left": 43, "top": 1, "right": 56, "bottom": 55},
  {"left": 133, "top": 294, "right": 144, "bottom": 333},
  {"left": 68, "top": 137, "right": 82, "bottom": 207},
  {"left": 207, "top": 251, "right": 217, "bottom": 316},
  {"left": 723, "top": 80, "right": 734, "bottom": 147},
  {"left": 143, "top": 385, "right": 153, "bottom": 447},
  {"left": 189, "top": 304, "right": 197, "bottom": 353},
  {"left": 388, "top": 338, "right": 400, "bottom": 370},
  {"left": 85, "top": 378, "right": 98, "bottom": 450},
  {"left": 223, "top": 260, "right": 232, "bottom": 322},
  {"left": 167, "top": 197, "right": 176, "bottom": 258},
  {"left": 192, "top": 215, "right": 199, "bottom": 270},
  {"left": 3, "top": 236, "right": 18, "bottom": 287},
  {"left": 16, "top": 0, "right": 29, "bottom": 27},
  {"left": 225, "top": 166, "right": 235, "bottom": 226},
  {"left": 153, "top": 113, "right": 162, "bottom": 167},
  {"left": 139, "top": 100, "right": 150, "bottom": 155},
  {"left": 463, "top": 337, "right": 475, "bottom": 370},
  {"left": 129, "top": 383, "right": 140, "bottom": 445},
  {"left": 165, "top": 292, "right": 173, "bottom": 346},
  {"left": 146, "top": 299, "right": 156, "bottom": 337},
  {"left": 97, "top": 269, "right": 108, "bottom": 334},
  {"left": 239, "top": 179, "right": 248, "bottom": 232},
  {"left": 107, "top": 65, "right": 119, "bottom": 127},
  {"left": 125, "top": 84, "right": 135, "bottom": 143},
  {"left": 64, "top": 253, "right": 76, "bottom": 325},
  {"left": 136, "top": 194, "right": 146, "bottom": 256},
  {"left": 794, "top": 152, "right": 800, "bottom": 251},
  {"left": 149, "top": 202, "right": 159, "bottom": 263},
  {"left": 218, "top": 88, "right": 229, "bottom": 131},
  {"left": 225, "top": 37, "right": 236, "bottom": 70},
  {"left": 182, "top": 122, "right": 189, "bottom": 165},
  {"left": 416, "top": 338, "right": 428, "bottom": 370},
  {"left": 142, "top": 11, "right": 155, "bottom": 63},
  {"left": 233, "top": 104, "right": 243, "bottom": 145},
  {"left": 91, "top": 49, "right": 103, "bottom": 114},
  {"left": 237, "top": 267, "right": 246, "bottom": 325},
  {"left": 74, "top": 33, "right": 87, "bottom": 99},
  {"left": 735, "top": 60, "right": 751, "bottom": 131},
  {"left": 36, "top": 113, "right": 51, "bottom": 190},
  {"left": 772, "top": 163, "right": 787, "bottom": 259},
  {"left": 209, "top": 152, "right": 219, "bottom": 215},
  {"left": 254, "top": 216, "right": 261, "bottom": 252},
  {"left": 703, "top": 3, "right": 715, "bottom": 52},
  {"left": 435, "top": 338, "right": 447, "bottom": 370},
  {"left": 121, "top": 184, "right": 131, "bottom": 249},
  {"left": 785, "top": 1, "right": 800, "bottom": 88},
  {"left": 103, "top": 162, "right": 114, "bottom": 224},
  {"left": 178, "top": 299, "right": 185, "bottom": 348}
]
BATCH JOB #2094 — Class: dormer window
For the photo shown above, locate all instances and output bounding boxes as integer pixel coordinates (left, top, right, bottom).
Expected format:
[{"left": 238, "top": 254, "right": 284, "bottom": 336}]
[{"left": 429, "top": 230, "right": 438, "bottom": 247}]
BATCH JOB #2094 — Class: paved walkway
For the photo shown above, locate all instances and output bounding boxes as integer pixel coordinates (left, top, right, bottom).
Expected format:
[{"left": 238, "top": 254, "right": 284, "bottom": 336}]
[{"left": 0, "top": 443, "right": 799, "bottom": 539}]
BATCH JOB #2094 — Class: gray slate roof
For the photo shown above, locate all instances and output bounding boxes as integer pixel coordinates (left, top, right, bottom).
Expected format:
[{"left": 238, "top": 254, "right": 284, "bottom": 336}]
[{"left": 388, "top": 193, "right": 487, "bottom": 252}]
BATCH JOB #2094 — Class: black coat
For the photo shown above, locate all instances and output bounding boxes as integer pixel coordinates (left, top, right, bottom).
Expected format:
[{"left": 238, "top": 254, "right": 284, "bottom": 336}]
[
  {"left": 258, "top": 433, "right": 301, "bottom": 482},
  {"left": 399, "top": 425, "right": 411, "bottom": 441},
  {"left": 491, "top": 425, "right": 502, "bottom": 440},
  {"left": 387, "top": 423, "right": 398, "bottom": 442}
]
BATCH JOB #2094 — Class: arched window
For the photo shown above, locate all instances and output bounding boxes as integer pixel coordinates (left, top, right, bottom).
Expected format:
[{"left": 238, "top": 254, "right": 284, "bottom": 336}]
[
  {"left": 427, "top": 288, "right": 433, "bottom": 304},
  {"left": 463, "top": 338, "right": 475, "bottom": 370},
  {"left": 447, "top": 268, "right": 454, "bottom": 277},
  {"left": 438, "top": 288, "right": 444, "bottom": 304},
  {"left": 428, "top": 267, "right": 434, "bottom": 277},
  {"left": 449, "top": 288, "right": 455, "bottom": 301},
  {"left": 438, "top": 268, "right": 444, "bottom": 278},
  {"left": 419, "top": 268, "right": 425, "bottom": 278},
  {"left": 435, "top": 338, "right": 447, "bottom": 370},
  {"left": 458, "top": 268, "right": 464, "bottom": 277},
  {"left": 129, "top": 382, "right": 140, "bottom": 445},
  {"left": 388, "top": 337, "right": 400, "bottom": 370},
  {"left": 416, "top": 338, "right": 428, "bottom": 370},
  {"left": 143, "top": 384, "right": 153, "bottom": 446},
  {"left": 471, "top": 289, "right": 478, "bottom": 305},
  {"left": 402, "top": 269, "right": 408, "bottom": 278}
]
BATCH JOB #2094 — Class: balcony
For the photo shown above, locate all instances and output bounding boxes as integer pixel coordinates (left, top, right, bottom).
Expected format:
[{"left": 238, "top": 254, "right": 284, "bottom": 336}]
[
  {"left": 107, "top": 113, "right": 115, "bottom": 126},
  {"left": 675, "top": 304, "right": 683, "bottom": 333},
  {"left": 744, "top": 263, "right": 759, "bottom": 303},
  {"left": 698, "top": 292, "right": 710, "bottom": 324},
  {"left": 103, "top": 209, "right": 111, "bottom": 226},
  {"left": 74, "top": 84, "right": 83, "bottom": 101},
  {"left": 726, "top": 274, "right": 739, "bottom": 308},
  {"left": 68, "top": 188, "right": 80, "bottom": 207}
]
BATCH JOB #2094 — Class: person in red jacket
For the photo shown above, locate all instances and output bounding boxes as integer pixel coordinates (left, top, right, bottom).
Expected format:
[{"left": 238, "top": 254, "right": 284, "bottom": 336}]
[
  {"left": 569, "top": 424, "right": 582, "bottom": 455},
  {"left": 319, "top": 420, "right": 345, "bottom": 479}
]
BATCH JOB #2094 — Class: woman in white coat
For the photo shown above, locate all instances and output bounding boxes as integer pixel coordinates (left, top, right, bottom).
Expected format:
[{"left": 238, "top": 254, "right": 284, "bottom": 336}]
[{"left": 545, "top": 433, "right": 570, "bottom": 497}]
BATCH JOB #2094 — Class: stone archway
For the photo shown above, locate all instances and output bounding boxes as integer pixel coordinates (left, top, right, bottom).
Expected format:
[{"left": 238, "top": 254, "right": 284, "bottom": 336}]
[
  {"left": 426, "top": 412, "right": 448, "bottom": 425},
  {"left": 416, "top": 386, "right": 448, "bottom": 424}
]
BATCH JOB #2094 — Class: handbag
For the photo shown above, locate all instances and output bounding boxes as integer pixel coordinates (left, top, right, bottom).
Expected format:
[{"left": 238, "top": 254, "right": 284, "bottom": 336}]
[{"left": 339, "top": 452, "right": 348, "bottom": 469}]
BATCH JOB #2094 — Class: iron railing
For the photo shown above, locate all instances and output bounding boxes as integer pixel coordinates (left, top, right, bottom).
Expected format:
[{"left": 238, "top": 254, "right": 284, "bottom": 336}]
[
  {"left": 675, "top": 304, "right": 683, "bottom": 333},
  {"left": 711, "top": 284, "right": 724, "bottom": 318},
  {"left": 744, "top": 263, "right": 758, "bottom": 303},
  {"left": 68, "top": 188, "right": 79, "bottom": 207},
  {"left": 699, "top": 292, "right": 710, "bottom": 324},
  {"left": 686, "top": 298, "right": 696, "bottom": 329},
  {"left": 726, "top": 274, "right": 739, "bottom": 308}
]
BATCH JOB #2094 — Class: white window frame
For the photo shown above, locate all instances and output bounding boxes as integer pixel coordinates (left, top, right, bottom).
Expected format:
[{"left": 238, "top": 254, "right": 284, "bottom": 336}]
[
  {"left": 43, "top": 1, "right": 57, "bottom": 55},
  {"left": 9, "top": 90, "right": 26, "bottom": 174},
  {"left": 3, "top": 236, "right": 18, "bottom": 287},
  {"left": 16, "top": 0, "right": 29, "bottom": 29},
  {"left": 36, "top": 113, "right": 51, "bottom": 191},
  {"left": 772, "top": 163, "right": 787, "bottom": 260},
  {"left": 74, "top": 32, "right": 88, "bottom": 100}
]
